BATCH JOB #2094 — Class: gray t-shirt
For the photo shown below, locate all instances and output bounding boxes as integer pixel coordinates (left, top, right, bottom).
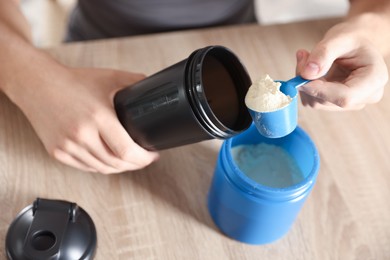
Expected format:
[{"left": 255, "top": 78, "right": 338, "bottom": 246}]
[{"left": 66, "top": 0, "right": 256, "bottom": 41}]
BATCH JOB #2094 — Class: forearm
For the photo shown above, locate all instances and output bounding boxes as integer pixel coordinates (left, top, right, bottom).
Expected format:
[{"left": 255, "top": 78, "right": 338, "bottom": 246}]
[
  {"left": 344, "top": 0, "right": 390, "bottom": 56},
  {"left": 0, "top": 1, "right": 67, "bottom": 104},
  {"left": 348, "top": 0, "right": 390, "bottom": 16},
  {"left": 0, "top": 0, "right": 31, "bottom": 43}
]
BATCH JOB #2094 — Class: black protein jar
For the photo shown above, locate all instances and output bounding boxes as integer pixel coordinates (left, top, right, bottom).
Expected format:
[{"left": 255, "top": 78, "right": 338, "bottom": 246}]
[{"left": 114, "top": 45, "right": 252, "bottom": 150}]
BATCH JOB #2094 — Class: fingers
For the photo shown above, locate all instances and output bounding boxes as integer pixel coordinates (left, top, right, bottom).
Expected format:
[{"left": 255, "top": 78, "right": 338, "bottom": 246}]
[
  {"left": 76, "top": 70, "right": 157, "bottom": 173},
  {"left": 295, "top": 33, "right": 388, "bottom": 110},
  {"left": 99, "top": 110, "right": 160, "bottom": 170},
  {"left": 299, "top": 91, "right": 366, "bottom": 111},
  {"left": 108, "top": 70, "right": 146, "bottom": 100},
  {"left": 112, "top": 70, "right": 146, "bottom": 86},
  {"left": 299, "top": 35, "right": 357, "bottom": 80},
  {"left": 22, "top": 65, "right": 158, "bottom": 174},
  {"left": 80, "top": 129, "right": 143, "bottom": 173},
  {"left": 52, "top": 125, "right": 157, "bottom": 174},
  {"left": 53, "top": 148, "right": 97, "bottom": 173},
  {"left": 298, "top": 61, "right": 386, "bottom": 109},
  {"left": 61, "top": 111, "right": 158, "bottom": 174},
  {"left": 299, "top": 78, "right": 382, "bottom": 110},
  {"left": 50, "top": 108, "right": 159, "bottom": 174},
  {"left": 55, "top": 140, "right": 121, "bottom": 174}
]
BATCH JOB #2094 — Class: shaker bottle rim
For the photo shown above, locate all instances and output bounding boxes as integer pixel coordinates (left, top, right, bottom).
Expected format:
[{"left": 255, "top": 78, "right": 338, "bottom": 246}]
[
  {"left": 223, "top": 125, "right": 320, "bottom": 202},
  {"left": 185, "top": 45, "right": 252, "bottom": 139}
]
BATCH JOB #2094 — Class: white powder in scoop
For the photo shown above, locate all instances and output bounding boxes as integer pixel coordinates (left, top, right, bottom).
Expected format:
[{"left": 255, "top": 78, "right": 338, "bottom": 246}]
[{"left": 245, "top": 74, "right": 292, "bottom": 112}]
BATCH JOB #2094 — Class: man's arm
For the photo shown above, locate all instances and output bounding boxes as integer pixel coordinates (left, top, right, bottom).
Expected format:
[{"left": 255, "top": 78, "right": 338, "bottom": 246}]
[
  {"left": 0, "top": 1, "right": 159, "bottom": 173},
  {"left": 0, "top": 1, "right": 75, "bottom": 102},
  {"left": 346, "top": 0, "right": 390, "bottom": 55},
  {"left": 0, "top": 0, "right": 31, "bottom": 42}
]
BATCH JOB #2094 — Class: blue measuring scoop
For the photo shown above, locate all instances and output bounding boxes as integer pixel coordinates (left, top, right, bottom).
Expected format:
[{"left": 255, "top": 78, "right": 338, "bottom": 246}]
[{"left": 248, "top": 76, "right": 310, "bottom": 138}]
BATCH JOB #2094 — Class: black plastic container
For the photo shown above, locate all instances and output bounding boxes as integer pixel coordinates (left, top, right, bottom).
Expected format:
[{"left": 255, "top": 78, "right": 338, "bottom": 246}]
[{"left": 114, "top": 45, "right": 252, "bottom": 150}]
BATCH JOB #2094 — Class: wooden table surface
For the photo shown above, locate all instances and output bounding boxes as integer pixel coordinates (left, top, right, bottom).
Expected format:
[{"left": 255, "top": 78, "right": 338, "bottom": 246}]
[{"left": 1, "top": 19, "right": 390, "bottom": 260}]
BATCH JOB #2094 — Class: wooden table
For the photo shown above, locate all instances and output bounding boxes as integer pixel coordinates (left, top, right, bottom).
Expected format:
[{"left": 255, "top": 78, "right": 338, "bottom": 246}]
[{"left": 1, "top": 19, "right": 390, "bottom": 259}]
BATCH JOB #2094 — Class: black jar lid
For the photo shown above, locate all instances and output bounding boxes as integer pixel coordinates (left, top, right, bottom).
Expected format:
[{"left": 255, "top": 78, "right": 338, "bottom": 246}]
[{"left": 6, "top": 198, "right": 97, "bottom": 260}]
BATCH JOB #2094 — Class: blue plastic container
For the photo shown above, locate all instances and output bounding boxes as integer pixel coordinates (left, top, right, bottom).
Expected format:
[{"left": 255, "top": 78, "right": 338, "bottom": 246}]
[{"left": 207, "top": 123, "right": 320, "bottom": 244}]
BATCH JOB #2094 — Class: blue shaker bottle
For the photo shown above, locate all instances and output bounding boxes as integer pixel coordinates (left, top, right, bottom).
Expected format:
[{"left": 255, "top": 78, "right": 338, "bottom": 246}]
[{"left": 207, "top": 123, "right": 320, "bottom": 244}]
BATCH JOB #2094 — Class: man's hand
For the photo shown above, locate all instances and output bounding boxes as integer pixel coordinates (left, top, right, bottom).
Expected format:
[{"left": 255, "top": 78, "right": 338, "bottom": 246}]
[
  {"left": 9, "top": 66, "right": 159, "bottom": 173},
  {"left": 296, "top": 20, "right": 388, "bottom": 110}
]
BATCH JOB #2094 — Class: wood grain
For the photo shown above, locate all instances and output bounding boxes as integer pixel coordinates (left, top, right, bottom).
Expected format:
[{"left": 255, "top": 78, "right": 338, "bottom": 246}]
[{"left": 1, "top": 19, "right": 390, "bottom": 259}]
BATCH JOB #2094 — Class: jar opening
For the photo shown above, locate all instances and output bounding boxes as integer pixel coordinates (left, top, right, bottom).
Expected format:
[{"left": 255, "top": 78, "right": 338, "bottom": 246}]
[
  {"left": 187, "top": 46, "right": 252, "bottom": 138},
  {"left": 224, "top": 124, "right": 320, "bottom": 201}
]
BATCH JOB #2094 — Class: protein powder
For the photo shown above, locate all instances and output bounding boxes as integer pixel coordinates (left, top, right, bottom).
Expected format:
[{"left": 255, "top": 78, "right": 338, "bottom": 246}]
[
  {"left": 245, "top": 74, "right": 292, "bottom": 112},
  {"left": 231, "top": 143, "right": 305, "bottom": 188}
]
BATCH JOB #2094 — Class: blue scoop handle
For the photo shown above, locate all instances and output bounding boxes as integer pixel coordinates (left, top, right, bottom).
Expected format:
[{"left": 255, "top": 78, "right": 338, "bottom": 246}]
[
  {"left": 280, "top": 76, "right": 311, "bottom": 97},
  {"left": 286, "top": 76, "right": 311, "bottom": 88}
]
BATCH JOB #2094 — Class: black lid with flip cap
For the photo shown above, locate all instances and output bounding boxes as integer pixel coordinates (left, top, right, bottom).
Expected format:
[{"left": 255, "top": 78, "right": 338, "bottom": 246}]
[{"left": 6, "top": 198, "right": 97, "bottom": 260}]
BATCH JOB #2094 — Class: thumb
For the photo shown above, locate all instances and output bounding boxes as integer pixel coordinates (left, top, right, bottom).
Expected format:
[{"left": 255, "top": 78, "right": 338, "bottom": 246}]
[
  {"left": 109, "top": 70, "right": 146, "bottom": 100},
  {"left": 300, "top": 36, "right": 354, "bottom": 80},
  {"left": 113, "top": 70, "right": 146, "bottom": 87}
]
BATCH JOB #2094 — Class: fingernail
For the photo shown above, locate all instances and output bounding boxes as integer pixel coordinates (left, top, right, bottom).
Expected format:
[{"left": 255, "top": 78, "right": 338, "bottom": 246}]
[{"left": 305, "top": 62, "right": 320, "bottom": 75}]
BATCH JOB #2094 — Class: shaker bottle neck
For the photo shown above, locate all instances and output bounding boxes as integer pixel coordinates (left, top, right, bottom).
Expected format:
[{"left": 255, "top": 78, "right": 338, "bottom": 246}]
[{"left": 185, "top": 45, "right": 252, "bottom": 139}]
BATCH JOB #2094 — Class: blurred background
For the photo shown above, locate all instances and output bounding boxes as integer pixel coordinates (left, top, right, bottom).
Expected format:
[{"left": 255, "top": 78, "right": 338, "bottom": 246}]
[
  {"left": 21, "top": 0, "right": 348, "bottom": 48},
  {"left": 20, "top": 0, "right": 76, "bottom": 47}
]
